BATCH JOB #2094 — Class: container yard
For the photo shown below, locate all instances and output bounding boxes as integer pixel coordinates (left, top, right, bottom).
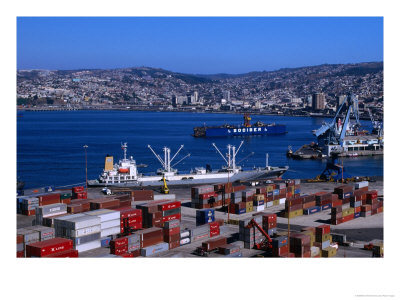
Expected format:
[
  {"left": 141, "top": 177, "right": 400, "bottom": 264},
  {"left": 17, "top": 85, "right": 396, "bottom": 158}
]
[{"left": 16, "top": 178, "right": 384, "bottom": 258}]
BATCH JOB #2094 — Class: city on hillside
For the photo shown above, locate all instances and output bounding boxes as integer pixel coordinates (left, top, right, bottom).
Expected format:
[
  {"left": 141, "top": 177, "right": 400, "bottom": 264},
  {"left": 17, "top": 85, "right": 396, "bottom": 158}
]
[{"left": 17, "top": 62, "right": 383, "bottom": 120}]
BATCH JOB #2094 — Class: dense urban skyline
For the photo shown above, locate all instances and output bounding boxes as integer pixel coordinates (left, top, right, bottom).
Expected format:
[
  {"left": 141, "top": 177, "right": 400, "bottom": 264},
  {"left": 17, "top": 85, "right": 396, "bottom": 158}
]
[{"left": 17, "top": 17, "right": 383, "bottom": 74}]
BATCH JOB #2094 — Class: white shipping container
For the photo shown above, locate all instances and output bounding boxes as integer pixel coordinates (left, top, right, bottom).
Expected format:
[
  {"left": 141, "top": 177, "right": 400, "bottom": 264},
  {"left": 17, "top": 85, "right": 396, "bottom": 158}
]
[
  {"left": 63, "top": 215, "right": 101, "bottom": 230},
  {"left": 254, "top": 205, "right": 265, "bottom": 212},
  {"left": 66, "top": 224, "right": 101, "bottom": 238},
  {"left": 279, "top": 198, "right": 286, "bottom": 205},
  {"left": 75, "top": 240, "right": 101, "bottom": 252},
  {"left": 100, "top": 219, "right": 120, "bottom": 230},
  {"left": 54, "top": 213, "right": 85, "bottom": 228},
  {"left": 355, "top": 181, "right": 369, "bottom": 189},
  {"left": 84, "top": 209, "right": 120, "bottom": 223},
  {"left": 311, "top": 246, "right": 320, "bottom": 257},
  {"left": 154, "top": 194, "right": 176, "bottom": 201},
  {"left": 101, "top": 226, "right": 120, "bottom": 238}
]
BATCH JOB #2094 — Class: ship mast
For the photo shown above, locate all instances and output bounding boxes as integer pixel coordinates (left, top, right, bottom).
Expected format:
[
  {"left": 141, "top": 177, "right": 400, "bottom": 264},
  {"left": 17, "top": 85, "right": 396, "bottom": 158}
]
[
  {"left": 121, "top": 142, "right": 128, "bottom": 160},
  {"left": 148, "top": 144, "right": 185, "bottom": 172},
  {"left": 212, "top": 141, "right": 244, "bottom": 170}
]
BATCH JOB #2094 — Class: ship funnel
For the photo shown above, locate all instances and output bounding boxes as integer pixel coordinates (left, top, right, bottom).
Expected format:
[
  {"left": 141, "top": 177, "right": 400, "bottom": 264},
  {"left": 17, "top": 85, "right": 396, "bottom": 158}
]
[{"left": 104, "top": 155, "right": 114, "bottom": 171}]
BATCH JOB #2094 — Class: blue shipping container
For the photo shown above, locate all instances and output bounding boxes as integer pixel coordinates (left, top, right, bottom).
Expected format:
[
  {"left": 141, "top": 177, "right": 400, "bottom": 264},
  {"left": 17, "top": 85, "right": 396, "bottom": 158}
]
[
  {"left": 101, "top": 237, "right": 111, "bottom": 247},
  {"left": 354, "top": 212, "right": 361, "bottom": 218},
  {"left": 321, "top": 203, "right": 332, "bottom": 211},
  {"left": 267, "top": 191, "right": 273, "bottom": 197},
  {"left": 350, "top": 201, "right": 361, "bottom": 208},
  {"left": 272, "top": 236, "right": 288, "bottom": 248},
  {"left": 237, "top": 208, "right": 246, "bottom": 215},
  {"left": 294, "top": 189, "right": 301, "bottom": 194},
  {"left": 273, "top": 189, "right": 279, "bottom": 196},
  {"left": 303, "top": 206, "right": 321, "bottom": 215}
]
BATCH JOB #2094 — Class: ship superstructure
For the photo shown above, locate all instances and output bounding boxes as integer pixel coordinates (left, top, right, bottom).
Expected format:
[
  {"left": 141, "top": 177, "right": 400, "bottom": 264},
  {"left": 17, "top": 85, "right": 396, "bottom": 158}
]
[{"left": 88, "top": 142, "right": 288, "bottom": 187}]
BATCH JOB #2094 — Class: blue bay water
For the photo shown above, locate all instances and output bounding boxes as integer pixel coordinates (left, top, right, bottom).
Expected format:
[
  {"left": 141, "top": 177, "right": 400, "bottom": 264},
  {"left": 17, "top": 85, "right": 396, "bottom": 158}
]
[{"left": 17, "top": 111, "right": 383, "bottom": 189}]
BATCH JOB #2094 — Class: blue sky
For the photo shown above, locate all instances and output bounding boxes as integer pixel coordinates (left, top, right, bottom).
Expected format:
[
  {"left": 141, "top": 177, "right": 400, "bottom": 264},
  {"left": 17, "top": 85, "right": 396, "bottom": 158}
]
[{"left": 17, "top": 17, "right": 383, "bottom": 74}]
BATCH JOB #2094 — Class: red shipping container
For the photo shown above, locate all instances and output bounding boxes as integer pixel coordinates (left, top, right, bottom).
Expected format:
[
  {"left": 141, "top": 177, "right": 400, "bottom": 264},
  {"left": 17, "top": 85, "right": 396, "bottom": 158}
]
[
  {"left": 342, "top": 214, "right": 354, "bottom": 223},
  {"left": 209, "top": 221, "right": 219, "bottom": 231},
  {"left": 111, "top": 245, "right": 128, "bottom": 255},
  {"left": 199, "top": 192, "right": 217, "bottom": 200},
  {"left": 366, "top": 190, "right": 378, "bottom": 200},
  {"left": 354, "top": 206, "right": 361, "bottom": 213},
  {"left": 262, "top": 213, "right": 277, "bottom": 222},
  {"left": 331, "top": 218, "right": 343, "bottom": 225},
  {"left": 16, "top": 251, "right": 25, "bottom": 258},
  {"left": 316, "top": 225, "right": 330, "bottom": 236},
  {"left": 17, "top": 234, "right": 24, "bottom": 244},
  {"left": 361, "top": 205, "right": 372, "bottom": 212},
  {"left": 162, "top": 213, "right": 181, "bottom": 222},
  {"left": 272, "top": 244, "right": 289, "bottom": 257},
  {"left": 23, "top": 209, "right": 36, "bottom": 216},
  {"left": 286, "top": 204, "right": 303, "bottom": 212},
  {"left": 210, "top": 229, "right": 220, "bottom": 237},
  {"left": 164, "top": 233, "right": 180, "bottom": 243},
  {"left": 46, "top": 249, "right": 79, "bottom": 258},
  {"left": 119, "top": 252, "right": 134, "bottom": 257},
  {"left": 163, "top": 227, "right": 180, "bottom": 236},
  {"left": 158, "top": 201, "right": 181, "bottom": 211},
  {"left": 72, "top": 186, "right": 84, "bottom": 193},
  {"left": 121, "top": 216, "right": 143, "bottom": 226},
  {"left": 169, "top": 240, "right": 180, "bottom": 250},
  {"left": 132, "top": 190, "right": 154, "bottom": 201},
  {"left": 377, "top": 207, "right": 383, "bottom": 213},
  {"left": 26, "top": 238, "right": 73, "bottom": 257},
  {"left": 110, "top": 237, "right": 128, "bottom": 248},
  {"left": 331, "top": 199, "right": 343, "bottom": 208}
]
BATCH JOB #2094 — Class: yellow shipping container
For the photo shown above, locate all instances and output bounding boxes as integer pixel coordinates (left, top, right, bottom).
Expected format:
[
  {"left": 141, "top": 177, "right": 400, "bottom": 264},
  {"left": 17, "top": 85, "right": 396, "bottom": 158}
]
[
  {"left": 246, "top": 202, "right": 253, "bottom": 213},
  {"left": 273, "top": 200, "right": 280, "bottom": 206},
  {"left": 321, "top": 246, "right": 337, "bottom": 257},
  {"left": 266, "top": 185, "right": 274, "bottom": 192},
  {"left": 342, "top": 208, "right": 355, "bottom": 217},
  {"left": 253, "top": 194, "right": 265, "bottom": 201},
  {"left": 316, "top": 233, "right": 331, "bottom": 243},
  {"left": 283, "top": 209, "right": 303, "bottom": 218}
]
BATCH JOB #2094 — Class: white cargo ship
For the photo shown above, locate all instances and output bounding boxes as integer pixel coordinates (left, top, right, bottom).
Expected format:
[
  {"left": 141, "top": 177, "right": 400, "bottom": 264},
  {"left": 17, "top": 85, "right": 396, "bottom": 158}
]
[{"left": 88, "top": 142, "right": 288, "bottom": 187}]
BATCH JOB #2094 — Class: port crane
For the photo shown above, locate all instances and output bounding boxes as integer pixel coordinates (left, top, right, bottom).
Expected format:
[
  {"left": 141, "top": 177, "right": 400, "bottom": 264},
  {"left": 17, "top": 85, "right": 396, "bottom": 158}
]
[
  {"left": 246, "top": 218, "right": 273, "bottom": 250},
  {"left": 367, "top": 108, "right": 383, "bottom": 142},
  {"left": 314, "top": 94, "right": 361, "bottom": 147}
]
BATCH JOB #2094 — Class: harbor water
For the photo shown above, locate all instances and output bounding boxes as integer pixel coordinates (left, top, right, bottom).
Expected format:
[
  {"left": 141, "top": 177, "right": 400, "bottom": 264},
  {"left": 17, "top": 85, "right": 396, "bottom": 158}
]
[{"left": 17, "top": 111, "right": 383, "bottom": 189}]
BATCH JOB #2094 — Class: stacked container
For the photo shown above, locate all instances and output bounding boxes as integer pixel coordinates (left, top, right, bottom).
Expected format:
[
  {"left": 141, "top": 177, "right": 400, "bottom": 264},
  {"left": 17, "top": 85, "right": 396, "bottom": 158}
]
[
  {"left": 26, "top": 238, "right": 78, "bottom": 257},
  {"left": 315, "top": 192, "right": 333, "bottom": 210},
  {"left": 54, "top": 214, "right": 102, "bottom": 252},
  {"left": 59, "top": 192, "right": 72, "bottom": 204},
  {"left": 131, "top": 190, "right": 154, "bottom": 201},
  {"left": 271, "top": 236, "right": 289, "bottom": 257},
  {"left": 333, "top": 185, "right": 354, "bottom": 204},
  {"left": 110, "top": 236, "right": 129, "bottom": 255},
  {"left": 84, "top": 209, "right": 121, "bottom": 239},
  {"left": 67, "top": 199, "right": 91, "bottom": 214},
  {"left": 16, "top": 228, "right": 40, "bottom": 257},
  {"left": 289, "top": 233, "right": 311, "bottom": 257},
  {"left": 331, "top": 206, "right": 343, "bottom": 225},
  {"left": 20, "top": 197, "right": 39, "bottom": 216},
  {"left": 239, "top": 216, "right": 263, "bottom": 249},
  {"left": 284, "top": 197, "right": 303, "bottom": 218},
  {"left": 262, "top": 213, "right": 277, "bottom": 236},
  {"left": 179, "top": 229, "right": 191, "bottom": 246},
  {"left": 89, "top": 198, "right": 120, "bottom": 210},
  {"left": 72, "top": 186, "right": 87, "bottom": 199},
  {"left": 191, "top": 185, "right": 215, "bottom": 209},
  {"left": 114, "top": 207, "right": 142, "bottom": 234},
  {"left": 253, "top": 194, "right": 265, "bottom": 212},
  {"left": 35, "top": 203, "right": 67, "bottom": 226},
  {"left": 196, "top": 208, "right": 215, "bottom": 226},
  {"left": 140, "top": 242, "right": 169, "bottom": 257},
  {"left": 191, "top": 224, "right": 210, "bottom": 242},
  {"left": 164, "top": 219, "right": 181, "bottom": 249},
  {"left": 314, "top": 225, "right": 333, "bottom": 253},
  {"left": 209, "top": 221, "right": 220, "bottom": 237},
  {"left": 136, "top": 227, "right": 168, "bottom": 257}
]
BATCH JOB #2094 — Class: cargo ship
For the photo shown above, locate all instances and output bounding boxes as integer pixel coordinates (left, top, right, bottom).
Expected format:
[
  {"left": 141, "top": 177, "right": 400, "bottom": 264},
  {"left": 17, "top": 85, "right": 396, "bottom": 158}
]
[
  {"left": 193, "top": 114, "right": 287, "bottom": 137},
  {"left": 88, "top": 142, "right": 288, "bottom": 187}
]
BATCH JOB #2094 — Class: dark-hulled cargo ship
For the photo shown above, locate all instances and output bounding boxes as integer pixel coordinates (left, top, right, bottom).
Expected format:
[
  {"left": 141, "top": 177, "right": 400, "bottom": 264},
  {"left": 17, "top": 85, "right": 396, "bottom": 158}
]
[{"left": 193, "top": 114, "right": 287, "bottom": 137}]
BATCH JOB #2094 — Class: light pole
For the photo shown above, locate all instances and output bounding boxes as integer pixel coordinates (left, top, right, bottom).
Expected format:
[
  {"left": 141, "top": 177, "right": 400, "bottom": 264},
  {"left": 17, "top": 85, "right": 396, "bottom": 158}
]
[{"left": 83, "top": 145, "right": 88, "bottom": 192}]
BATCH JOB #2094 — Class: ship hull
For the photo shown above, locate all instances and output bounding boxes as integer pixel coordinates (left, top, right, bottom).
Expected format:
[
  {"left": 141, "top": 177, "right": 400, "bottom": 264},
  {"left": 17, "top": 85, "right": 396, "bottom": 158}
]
[
  {"left": 88, "top": 167, "right": 288, "bottom": 187},
  {"left": 194, "top": 125, "right": 287, "bottom": 137}
]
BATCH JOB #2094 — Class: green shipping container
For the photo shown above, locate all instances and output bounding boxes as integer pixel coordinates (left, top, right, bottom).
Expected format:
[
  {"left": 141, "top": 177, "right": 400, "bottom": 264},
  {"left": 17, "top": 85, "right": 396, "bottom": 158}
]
[{"left": 60, "top": 193, "right": 72, "bottom": 200}]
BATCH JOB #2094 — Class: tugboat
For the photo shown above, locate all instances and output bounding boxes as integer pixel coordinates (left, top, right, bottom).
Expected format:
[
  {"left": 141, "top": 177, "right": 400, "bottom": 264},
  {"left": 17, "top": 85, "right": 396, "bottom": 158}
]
[{"left": 88, "top": 142, "right": 288, "bottom": 187}]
